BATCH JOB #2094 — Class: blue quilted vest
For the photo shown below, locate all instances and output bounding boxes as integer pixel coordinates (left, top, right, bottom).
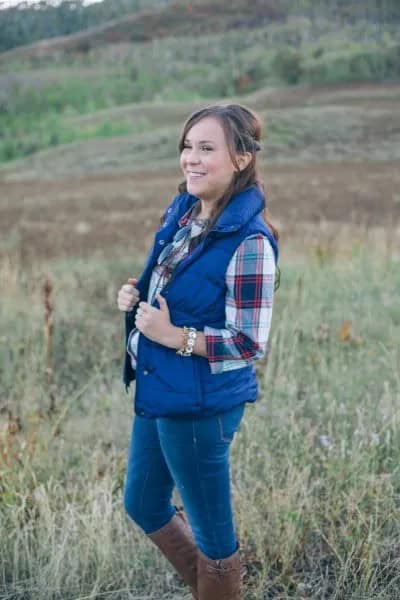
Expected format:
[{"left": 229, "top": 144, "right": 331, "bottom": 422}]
[{"left": 123, "top": 184, "right": 278, "bottom": 418}]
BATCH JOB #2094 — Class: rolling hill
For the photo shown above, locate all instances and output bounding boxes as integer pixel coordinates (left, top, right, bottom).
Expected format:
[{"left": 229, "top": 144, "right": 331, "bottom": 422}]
[{"left": 0, "top": 0, "right": 285, "bottom": 61}]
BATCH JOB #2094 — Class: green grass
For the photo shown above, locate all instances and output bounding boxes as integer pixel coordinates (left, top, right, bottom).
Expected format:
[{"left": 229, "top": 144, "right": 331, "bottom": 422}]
[
  {"left": 1, "top": 244, "right": 399, "bottom": 598},
  {"left": 1, "top": 17, "right": 399, "bottom": 164}
]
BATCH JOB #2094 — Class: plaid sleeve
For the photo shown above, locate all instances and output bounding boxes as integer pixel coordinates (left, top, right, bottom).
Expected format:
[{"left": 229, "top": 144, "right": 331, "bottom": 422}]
[{"left": 204, "top": 234, "right": 276, "bottom": 374}]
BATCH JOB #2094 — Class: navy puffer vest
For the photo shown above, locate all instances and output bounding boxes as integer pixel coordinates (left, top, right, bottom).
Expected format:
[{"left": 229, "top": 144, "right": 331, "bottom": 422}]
[{"left": 123, "top": 184, "right": 278, "bottom": 418}]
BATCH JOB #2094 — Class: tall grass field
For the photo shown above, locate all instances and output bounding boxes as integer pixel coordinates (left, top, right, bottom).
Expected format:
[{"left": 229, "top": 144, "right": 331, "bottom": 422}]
[{"left": 1, "top": 241, "right": 399, "bottom": 599}]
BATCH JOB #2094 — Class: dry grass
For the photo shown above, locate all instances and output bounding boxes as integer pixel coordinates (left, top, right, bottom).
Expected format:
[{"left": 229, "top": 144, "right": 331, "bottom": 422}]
[
  {"left": 1, "top": 239, "right": 400, "bottom": 598},
  {"left": 1, "top": 160, "right": 399, "bottom": 264}
]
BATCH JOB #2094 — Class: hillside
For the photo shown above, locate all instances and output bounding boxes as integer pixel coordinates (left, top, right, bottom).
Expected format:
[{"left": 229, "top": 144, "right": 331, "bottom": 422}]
[
  {"left": 1, "top": 80, "right": 399, "bottom": 264},
  {"left": 1, "top": 13, "right": 399, "bottom": 167},
  {"left": 2, "top": 0, "right": 400, "bottom": 57},
  {"left": 2, "top": 81, "right": 399, "bottom": 182},
  {"left": 0, "top": 1, "right": 174, "bottom": 53},
  {"left": 0, "top": 0, "right": 285, "bottom": 61}
]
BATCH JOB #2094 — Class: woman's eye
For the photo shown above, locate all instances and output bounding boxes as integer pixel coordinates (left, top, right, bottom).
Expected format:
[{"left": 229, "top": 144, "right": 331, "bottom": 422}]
[{"left": 182, "top": 145, "right": 212, "bottom": 152}]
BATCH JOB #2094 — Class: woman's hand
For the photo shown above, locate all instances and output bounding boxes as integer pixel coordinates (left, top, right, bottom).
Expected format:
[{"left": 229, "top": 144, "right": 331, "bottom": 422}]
[
  {"left": 117, "top": 278, "right": 140, "bottom": 312},
  {"left": 135, "top": 294, "right": 181, "bottom": 348}
]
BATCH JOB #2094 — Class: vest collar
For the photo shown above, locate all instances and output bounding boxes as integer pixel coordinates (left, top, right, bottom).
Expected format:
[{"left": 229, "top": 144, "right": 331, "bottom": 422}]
[
  {"left": 213, "top": 185, "right": 265, "bottom": 232},
  {"left": 179, "top": 185, "right": 265, "bottom": 234}
]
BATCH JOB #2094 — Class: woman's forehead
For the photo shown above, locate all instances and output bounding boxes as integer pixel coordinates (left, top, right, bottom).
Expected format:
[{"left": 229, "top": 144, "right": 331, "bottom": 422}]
[{"left": 185, "top": 116, "right": 225, "bottom": 143}]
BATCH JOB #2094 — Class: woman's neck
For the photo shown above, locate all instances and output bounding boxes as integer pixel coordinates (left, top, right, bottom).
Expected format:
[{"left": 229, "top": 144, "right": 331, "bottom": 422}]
[{"left": 195, "top": 199, "right": 214, "bottom": 221}]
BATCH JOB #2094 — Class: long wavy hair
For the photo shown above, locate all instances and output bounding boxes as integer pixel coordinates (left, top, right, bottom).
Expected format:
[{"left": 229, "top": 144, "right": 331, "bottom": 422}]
[{"left": 162, "top": 103, "right": 280, "bottom": 288}]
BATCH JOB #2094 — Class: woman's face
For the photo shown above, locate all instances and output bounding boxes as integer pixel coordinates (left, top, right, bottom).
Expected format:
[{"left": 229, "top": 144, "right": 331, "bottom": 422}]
[{"left": 180, "top": 116, "right": 238, "bottom": 205}]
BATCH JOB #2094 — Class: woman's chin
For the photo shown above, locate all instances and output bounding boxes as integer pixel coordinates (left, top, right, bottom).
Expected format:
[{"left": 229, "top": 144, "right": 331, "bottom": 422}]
[{"left": 187, "top": 181, "right": 205, "bottom": 196}]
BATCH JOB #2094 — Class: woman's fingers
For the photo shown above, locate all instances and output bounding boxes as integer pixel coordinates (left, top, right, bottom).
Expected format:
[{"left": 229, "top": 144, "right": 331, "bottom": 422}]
[
  {"left": 117, "top": 283, "right": 140, "bottom": 311},
  {"left": 121, "top": 283, "right": 138, "bottom": 294},
  {"left": 119, "top": 290, "right": 137, "bottom": 303},
  {"left": 118, "top": 298, "right": 139, "bottom": 311},
  {"left": 120, "top": 285, "right": 139, "bottom": 298}
]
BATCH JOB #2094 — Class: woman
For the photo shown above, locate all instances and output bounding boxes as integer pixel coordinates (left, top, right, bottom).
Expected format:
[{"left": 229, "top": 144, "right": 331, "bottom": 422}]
[{"left": 117, "top": 104, "right": 279, "bottom": 599}]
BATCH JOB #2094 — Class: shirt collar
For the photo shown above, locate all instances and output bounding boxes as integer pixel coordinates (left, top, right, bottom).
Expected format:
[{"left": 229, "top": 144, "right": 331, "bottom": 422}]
[{"left": 178, "top": 199, "right": 200, "bottom": 227}]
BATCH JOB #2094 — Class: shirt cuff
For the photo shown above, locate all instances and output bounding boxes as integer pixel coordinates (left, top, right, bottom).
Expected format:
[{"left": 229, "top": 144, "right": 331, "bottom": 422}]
[{"left": 204, "top": 325, "right": 261, "bottom": 375}]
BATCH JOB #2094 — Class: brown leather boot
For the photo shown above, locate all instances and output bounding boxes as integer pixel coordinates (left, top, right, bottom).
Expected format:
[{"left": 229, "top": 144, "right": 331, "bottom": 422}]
[
  {"left": 197, "top": 546, "right": 242, "bottom": 599},
  {"left": 147, "top": 507, "right": 198, "bottom": 599}
]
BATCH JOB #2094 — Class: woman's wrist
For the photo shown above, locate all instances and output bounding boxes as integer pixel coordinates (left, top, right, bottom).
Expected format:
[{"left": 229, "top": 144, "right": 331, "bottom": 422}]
[{"left": 164, "top": 325, "right": 185, "bottom": 350}]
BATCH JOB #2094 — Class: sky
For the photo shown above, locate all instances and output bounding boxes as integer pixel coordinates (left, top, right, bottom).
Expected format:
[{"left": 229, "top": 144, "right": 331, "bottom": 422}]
[{"left": 0, "top": 0, "right": 103, "bottom": 7}]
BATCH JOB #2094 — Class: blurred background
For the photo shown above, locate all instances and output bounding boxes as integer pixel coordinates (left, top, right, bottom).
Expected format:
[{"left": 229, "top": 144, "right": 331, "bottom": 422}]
[{"left": 0, "top": 1, "right": 400, "bottom": 599}]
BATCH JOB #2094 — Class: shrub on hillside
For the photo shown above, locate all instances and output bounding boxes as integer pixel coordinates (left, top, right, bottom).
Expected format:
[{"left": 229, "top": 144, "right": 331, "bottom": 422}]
[
  {"left": 305, "top": 44, "right": 400, "bottom": 84},
  {"left": 385, "top": 44, "right": 400, "bottom": 76},
  {"left": 272, "top": 48, "right": 304, "bottom": 84}
]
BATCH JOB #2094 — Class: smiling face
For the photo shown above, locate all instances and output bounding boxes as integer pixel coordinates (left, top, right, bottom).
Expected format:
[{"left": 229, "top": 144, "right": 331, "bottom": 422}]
[{"left": 180, "top": 116, "right": 241, "bottom": 211}]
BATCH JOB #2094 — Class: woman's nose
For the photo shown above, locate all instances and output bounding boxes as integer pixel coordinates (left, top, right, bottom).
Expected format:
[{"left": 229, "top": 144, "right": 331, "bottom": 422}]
[{"left": 186, "top": 148, "right": 201, "bottom": 163}]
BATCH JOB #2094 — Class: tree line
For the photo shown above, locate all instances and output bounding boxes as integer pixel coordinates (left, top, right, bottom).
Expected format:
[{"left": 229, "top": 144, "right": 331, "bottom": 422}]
[
  {"left": 0, "top": 0, "right": 399, "bottom": 54},
  {"left": 0, "top": 0, "right": 172, "bottom": 52}
]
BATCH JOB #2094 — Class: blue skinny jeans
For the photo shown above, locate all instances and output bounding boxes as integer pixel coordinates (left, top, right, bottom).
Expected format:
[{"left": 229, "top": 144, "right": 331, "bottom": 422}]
[{"left": 123, "top": 402, "right": 245, "bottom": 560}]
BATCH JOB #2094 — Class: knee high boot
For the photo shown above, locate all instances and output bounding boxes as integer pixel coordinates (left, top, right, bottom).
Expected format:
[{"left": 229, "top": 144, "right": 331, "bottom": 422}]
[
  {"left": 197, "top": 546, "right": 242, "bottom": 600},
  {"left": 147, "top": 507, "right": 198, "bottom": 599}
]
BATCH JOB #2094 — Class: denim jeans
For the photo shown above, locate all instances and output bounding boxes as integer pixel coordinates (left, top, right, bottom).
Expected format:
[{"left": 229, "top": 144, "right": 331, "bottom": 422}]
[{"left": 123, "top": 402, "right": 245, "bottom": 560}]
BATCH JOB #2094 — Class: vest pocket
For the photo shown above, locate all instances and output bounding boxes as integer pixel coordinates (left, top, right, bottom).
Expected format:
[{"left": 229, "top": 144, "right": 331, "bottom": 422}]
[{"left": 148, "top": 344, "right": 198, "bottom": 395}]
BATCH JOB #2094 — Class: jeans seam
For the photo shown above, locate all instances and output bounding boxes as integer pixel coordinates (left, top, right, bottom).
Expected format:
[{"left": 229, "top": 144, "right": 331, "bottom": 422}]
[
  {"left": 139, "top": 464, "right": 151, "bottom": 531},
  {"left": 192, "top": 419, "right": 222, "bottom": 559}
]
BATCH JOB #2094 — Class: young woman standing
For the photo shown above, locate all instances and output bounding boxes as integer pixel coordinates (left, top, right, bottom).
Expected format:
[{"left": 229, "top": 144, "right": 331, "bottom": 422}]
[{"left": 117, "top": 104, "right": 279, "bottom": 599}]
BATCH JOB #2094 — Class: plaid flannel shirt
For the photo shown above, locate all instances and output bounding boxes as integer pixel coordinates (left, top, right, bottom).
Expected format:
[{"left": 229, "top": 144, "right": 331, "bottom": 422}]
[
  {"left": 204, "top": 231, "right": 275, "bottom": 374},
  {"left": 127, "top": 201, "right": 276, "bottom": 374}
]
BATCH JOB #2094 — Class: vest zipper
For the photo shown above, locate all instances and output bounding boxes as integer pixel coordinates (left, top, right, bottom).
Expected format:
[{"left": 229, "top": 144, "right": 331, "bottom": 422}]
[{"left": 192, "top": 358, "right": 203, "bottom": 409}]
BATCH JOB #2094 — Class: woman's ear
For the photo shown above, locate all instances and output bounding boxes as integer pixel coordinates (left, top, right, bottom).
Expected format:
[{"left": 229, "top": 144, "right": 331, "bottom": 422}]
[{"left": 236, "top": 152, "right": 252, "bottom": 172}]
